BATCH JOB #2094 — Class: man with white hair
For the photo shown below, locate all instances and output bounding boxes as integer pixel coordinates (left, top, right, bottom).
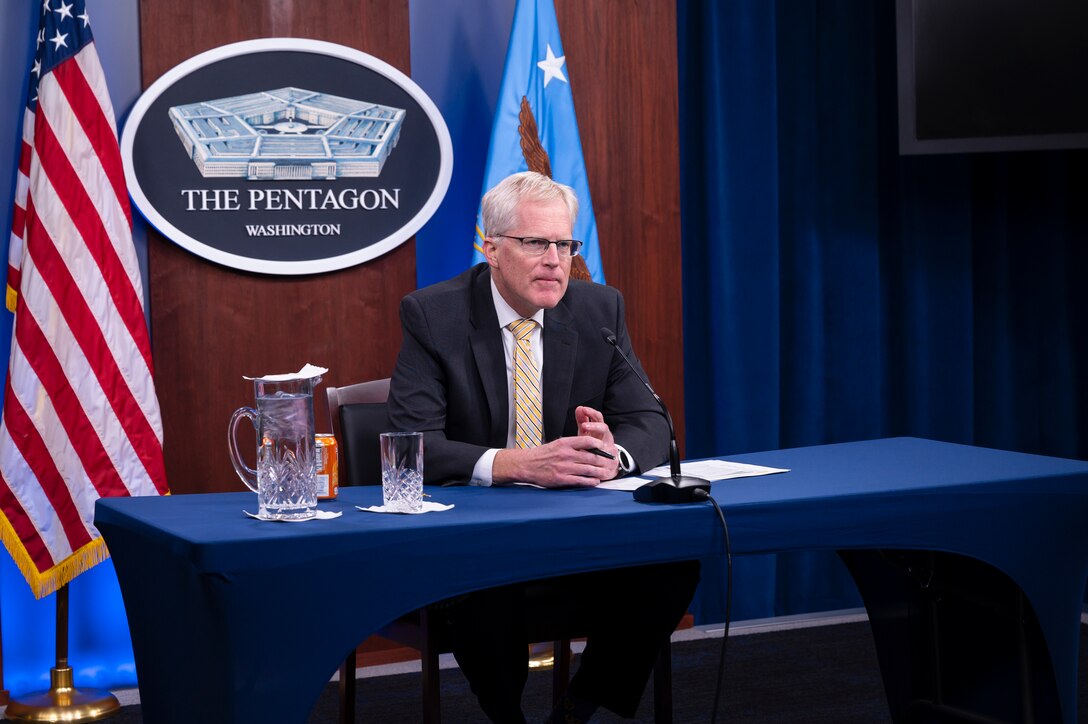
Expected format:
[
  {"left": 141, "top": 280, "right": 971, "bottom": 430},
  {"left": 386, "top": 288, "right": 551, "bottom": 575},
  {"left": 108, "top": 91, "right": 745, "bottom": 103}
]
[{"left": 389, "top": 171, "right": 699, "bottom": 723}]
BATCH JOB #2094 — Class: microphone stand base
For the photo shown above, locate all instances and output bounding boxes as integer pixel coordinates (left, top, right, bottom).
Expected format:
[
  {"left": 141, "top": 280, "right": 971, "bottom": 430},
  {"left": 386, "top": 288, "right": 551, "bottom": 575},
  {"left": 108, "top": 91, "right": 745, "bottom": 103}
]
[{"left": 634, "top": 475, "right": 711, "bottom": 504}]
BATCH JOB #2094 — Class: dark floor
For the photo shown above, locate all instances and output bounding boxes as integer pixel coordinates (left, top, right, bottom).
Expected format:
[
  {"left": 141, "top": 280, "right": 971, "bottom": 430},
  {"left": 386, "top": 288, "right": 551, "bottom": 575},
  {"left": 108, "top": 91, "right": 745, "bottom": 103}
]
[{"left": 7, "top": 621, "right": 1087, "bottom": 723}]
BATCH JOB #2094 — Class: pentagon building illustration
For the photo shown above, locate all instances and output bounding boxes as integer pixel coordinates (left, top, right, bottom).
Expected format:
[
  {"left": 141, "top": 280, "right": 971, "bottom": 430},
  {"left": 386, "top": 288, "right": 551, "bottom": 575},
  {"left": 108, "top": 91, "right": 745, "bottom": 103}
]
[{"left": 168, "top": 87, "right": 405, "bottom": 180}]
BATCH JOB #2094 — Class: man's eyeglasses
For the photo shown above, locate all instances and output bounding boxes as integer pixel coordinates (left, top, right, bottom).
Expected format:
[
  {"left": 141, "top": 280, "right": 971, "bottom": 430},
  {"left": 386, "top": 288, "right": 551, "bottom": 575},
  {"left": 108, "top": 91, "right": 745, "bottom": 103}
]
[{"left": 494, "top": 235, "right": 583, "bottom": 257}]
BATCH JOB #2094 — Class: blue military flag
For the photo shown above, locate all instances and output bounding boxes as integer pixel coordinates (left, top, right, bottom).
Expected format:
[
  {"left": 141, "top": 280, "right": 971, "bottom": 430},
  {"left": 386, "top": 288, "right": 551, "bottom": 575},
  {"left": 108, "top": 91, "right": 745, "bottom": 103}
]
[{"left": 472, "top": 0, "right": 604, "bottom": 283}]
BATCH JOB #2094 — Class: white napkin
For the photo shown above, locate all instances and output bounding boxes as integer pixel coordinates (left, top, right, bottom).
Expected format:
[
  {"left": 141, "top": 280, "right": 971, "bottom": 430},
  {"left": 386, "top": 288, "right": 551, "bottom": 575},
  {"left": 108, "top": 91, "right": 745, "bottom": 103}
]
[
  {"left": 356, "top": 501, "right": 455, "bottom": 514},
  {"left": 243, "top": 363, "right": 328, "bottom": 382},
  {"left": 243, "top": 509, "right": 342, "bottom": 522}
]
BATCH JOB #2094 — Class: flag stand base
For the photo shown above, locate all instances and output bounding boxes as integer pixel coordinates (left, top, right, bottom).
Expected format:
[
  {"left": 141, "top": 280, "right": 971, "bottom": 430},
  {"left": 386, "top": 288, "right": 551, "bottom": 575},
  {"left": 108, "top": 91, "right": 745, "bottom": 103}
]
[
  {"left": 3, "top": 666, "right": 120, "bottom": 722},
  {"left": 527, "top": 642, "right": 574, "bottom": 671},
  {"left": 528, "top": 642, "right": 556, "bottom": 670},
  {"left": 3, "top": 585, "right": 120, "bottom": 722}
]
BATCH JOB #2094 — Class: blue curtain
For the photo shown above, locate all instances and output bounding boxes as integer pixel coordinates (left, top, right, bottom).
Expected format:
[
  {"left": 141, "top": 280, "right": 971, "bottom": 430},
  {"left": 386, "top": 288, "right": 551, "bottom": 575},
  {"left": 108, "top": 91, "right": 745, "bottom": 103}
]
[{"left": 679, "top": 0, "right": 1088, "bottom": 621}]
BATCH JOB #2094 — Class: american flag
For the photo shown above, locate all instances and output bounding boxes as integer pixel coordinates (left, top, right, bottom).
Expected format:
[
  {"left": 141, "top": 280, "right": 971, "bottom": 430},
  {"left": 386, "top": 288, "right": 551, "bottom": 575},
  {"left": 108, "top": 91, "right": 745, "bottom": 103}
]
[{"left": 0, "top": 0, "right": 168, "bottom": 599}]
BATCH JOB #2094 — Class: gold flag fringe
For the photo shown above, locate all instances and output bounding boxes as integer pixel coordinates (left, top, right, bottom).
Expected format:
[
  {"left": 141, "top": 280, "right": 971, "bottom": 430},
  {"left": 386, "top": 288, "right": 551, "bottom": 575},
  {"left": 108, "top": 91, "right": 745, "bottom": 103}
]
[
  {"left": 0, "top": 513, "right": 111, "bottom": 600},
  {"left": 6, "top": 284, "right": 17, "bottom": 313}
]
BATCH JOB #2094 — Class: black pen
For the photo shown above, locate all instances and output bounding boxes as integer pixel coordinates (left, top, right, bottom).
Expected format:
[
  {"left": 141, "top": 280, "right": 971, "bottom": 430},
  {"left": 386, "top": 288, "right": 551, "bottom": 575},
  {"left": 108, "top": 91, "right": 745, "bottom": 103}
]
[{"left": 588, "top": 447, "right": 616, "bottom": 460}]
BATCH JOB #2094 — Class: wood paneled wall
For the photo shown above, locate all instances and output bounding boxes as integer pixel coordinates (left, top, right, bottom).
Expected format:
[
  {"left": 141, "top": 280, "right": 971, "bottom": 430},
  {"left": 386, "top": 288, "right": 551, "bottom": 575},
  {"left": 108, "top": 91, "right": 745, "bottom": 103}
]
[
  {"left": 139, "top": 0, "right": 685, "bottom": 493},
  {"left": 556, "top": 1, "right": 687, "bottom": 449}
]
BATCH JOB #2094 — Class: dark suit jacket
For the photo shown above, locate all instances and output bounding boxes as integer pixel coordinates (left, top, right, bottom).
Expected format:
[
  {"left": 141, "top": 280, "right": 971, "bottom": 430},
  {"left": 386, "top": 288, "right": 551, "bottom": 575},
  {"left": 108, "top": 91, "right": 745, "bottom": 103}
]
[{"left": 388, "top": 263, "right": 669, "bottom": 484}]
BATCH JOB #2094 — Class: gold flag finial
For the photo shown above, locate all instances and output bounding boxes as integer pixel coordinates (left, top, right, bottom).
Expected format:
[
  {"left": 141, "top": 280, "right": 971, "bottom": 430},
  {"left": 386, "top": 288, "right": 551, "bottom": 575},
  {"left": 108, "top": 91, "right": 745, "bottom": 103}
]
[{"left": 519, "top": 96, "right": 553, "bottom": 178}]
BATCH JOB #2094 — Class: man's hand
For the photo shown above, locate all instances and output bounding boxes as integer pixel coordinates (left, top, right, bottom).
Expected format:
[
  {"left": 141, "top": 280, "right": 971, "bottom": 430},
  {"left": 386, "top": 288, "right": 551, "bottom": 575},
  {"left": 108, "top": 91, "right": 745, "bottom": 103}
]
[
  {"left": 492, "top": 434, "right": 619, "bottom": 487},
  {"left": 576, "top": 406, "right": 616, "bottom": 447}
]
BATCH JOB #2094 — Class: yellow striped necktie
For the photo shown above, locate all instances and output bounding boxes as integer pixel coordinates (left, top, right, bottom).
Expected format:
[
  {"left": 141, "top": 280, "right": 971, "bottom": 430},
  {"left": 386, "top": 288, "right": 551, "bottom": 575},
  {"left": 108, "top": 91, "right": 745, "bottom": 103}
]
[{"left": 508, "top": 318, "right": 543, "bottom": 448}]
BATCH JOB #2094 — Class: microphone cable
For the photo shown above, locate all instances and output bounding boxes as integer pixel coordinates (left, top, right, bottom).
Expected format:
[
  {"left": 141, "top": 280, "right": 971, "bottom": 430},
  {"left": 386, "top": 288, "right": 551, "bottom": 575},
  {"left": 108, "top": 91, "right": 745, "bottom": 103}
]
[{"left": 692, "top": 487, "right": 732, "bottom": 724}]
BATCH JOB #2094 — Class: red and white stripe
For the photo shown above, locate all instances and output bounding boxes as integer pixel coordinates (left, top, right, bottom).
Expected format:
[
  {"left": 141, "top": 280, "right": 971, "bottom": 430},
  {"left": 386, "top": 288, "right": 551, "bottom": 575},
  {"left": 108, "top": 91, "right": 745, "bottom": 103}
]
[
  {"left": 1, "top": 41, "right": 167, "bottom": 599},
  {"left": 7, "top": 106, "right": 32, "bottom": 305}
]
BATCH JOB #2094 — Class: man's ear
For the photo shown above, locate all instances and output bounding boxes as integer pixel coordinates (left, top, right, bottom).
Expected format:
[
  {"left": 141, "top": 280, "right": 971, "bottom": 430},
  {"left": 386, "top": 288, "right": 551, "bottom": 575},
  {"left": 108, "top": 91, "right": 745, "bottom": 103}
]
[{"left": 483, "top": 238, "right": 500, "bottom": 268}]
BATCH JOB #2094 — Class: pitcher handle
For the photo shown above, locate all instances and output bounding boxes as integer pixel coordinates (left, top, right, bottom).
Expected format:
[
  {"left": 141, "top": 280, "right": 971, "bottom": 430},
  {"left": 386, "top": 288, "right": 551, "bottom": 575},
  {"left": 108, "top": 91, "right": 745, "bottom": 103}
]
[{"left": 228, "top": 407, "right": 260, "bottom": 493}]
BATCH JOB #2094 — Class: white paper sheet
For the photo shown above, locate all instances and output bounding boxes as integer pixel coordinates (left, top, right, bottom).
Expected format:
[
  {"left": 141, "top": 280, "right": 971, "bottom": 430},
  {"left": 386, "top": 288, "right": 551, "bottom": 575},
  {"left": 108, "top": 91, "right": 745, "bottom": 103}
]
[
  {"left": 243, "top": 509, "right": 342, "bottom": 521},
  {"left": 597, "top": 459, "right": 788, "bottom": 492},
  {"left": 356, "top": 501, "right": 455, "bottom": 514}
]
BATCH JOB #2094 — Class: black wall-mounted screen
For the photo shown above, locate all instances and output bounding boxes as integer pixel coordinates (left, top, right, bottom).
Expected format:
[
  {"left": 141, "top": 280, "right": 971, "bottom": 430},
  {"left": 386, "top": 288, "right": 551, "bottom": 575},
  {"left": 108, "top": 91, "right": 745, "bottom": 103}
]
[{"left": 897, "top": 0, "right": 1088, "bottom": 154}]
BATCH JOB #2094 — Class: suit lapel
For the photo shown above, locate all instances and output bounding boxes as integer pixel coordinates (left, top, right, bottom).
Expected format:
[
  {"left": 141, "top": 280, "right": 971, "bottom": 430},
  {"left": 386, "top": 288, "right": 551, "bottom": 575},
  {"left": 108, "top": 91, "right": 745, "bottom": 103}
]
[
  {"left": 468, "top": 267, "right": 508, "bottom": 446},
  {"left": 542, "top": 301, "right": 577, "bottom": 441}
]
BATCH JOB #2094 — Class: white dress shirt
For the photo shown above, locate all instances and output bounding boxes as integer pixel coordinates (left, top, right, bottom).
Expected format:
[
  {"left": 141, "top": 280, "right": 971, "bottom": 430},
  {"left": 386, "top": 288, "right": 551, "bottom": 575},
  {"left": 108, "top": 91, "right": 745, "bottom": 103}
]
[
  {"left": 470, "top": 278, "right": 632, "bottom": 485},
  {"left": 470, "top": 280, "right": 544, "bottom": 485}
]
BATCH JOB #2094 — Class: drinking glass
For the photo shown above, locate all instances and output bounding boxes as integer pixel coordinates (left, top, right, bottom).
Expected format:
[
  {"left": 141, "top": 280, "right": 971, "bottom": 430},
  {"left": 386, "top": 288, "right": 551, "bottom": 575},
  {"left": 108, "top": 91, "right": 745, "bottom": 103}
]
[{"left": 380, "top": 432, "right": 423, "bottom": 512}]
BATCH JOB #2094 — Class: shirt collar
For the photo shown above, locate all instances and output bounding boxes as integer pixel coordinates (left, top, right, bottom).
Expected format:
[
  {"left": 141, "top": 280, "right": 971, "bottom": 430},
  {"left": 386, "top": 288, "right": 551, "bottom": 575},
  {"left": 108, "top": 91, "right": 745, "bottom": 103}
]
[{"left": 490, "top": 276, "right": 545, "bottom": 330}]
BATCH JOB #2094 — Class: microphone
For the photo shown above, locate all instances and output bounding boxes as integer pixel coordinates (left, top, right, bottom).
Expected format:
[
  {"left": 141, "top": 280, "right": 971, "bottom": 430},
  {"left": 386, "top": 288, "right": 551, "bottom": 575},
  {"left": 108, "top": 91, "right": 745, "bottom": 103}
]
[{"left": 600, "top": 327, "right": 710, "bottom": 504}]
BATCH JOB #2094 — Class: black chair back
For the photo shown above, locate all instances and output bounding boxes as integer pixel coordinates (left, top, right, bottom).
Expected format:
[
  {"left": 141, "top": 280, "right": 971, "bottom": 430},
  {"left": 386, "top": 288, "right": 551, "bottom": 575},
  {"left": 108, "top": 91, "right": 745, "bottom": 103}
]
[
  {"left": 338, "top": 402, "right": 388, "bottom": 486},
  {"left": 327, "top": 378, "right": 391, "bottom": 487}
]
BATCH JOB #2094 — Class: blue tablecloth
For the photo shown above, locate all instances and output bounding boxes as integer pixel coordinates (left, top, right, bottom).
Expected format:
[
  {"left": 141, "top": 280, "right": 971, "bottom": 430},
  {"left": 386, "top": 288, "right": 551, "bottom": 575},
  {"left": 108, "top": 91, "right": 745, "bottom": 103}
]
[{"left": 95, "top": 438, "right": 1088, "bottom": 723}]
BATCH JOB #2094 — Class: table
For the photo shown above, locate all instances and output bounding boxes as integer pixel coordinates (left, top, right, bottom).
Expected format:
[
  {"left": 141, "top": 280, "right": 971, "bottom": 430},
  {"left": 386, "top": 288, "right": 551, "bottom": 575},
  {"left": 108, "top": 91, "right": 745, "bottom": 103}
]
[{"left": 94, "top": 438, "right": 1088, "bottom": 723}]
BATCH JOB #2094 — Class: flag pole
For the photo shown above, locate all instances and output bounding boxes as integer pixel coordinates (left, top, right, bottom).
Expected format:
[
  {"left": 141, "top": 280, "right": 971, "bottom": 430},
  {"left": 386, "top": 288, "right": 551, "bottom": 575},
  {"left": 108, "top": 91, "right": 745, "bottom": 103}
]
[
  {"left": 0, "top": 590, "right": 8, "bottom": 707},
  {"left": 3, "top": 584, "right": 120, "bottom": 722},
  {"left": 2, "top": 1, "right": 168, "bottom": 716}
]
